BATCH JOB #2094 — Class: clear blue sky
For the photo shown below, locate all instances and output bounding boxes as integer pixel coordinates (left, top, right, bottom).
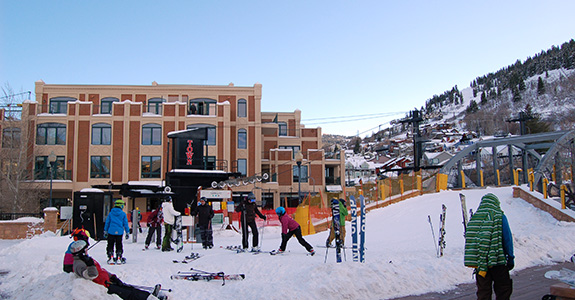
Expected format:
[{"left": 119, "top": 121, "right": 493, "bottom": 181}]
[{"left": 1, "top": 1, "right": 574, "bottom": 136}]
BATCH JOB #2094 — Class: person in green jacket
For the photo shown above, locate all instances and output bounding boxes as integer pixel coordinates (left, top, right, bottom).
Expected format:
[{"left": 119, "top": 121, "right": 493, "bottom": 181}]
[
  {"left": 464, "top": 193, "right": 514, "bottom": 300},
  {"left": 326, "top": 198, "right": 349, "bottom": 247}
]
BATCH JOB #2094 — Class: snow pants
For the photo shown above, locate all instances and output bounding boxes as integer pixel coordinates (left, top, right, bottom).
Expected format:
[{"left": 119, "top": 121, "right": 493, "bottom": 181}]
[
  {"left": 106, "top": 234, "right": 124, "bottom": 257},
  {"left": 475, "top": 265, "right": 513, "bottom": 300},
  {"left": 145, "top": 225, "right": 162, "bottom": 248},
  {"left": 280, "top": 226, "right": 313, "bottom": 252},
  {"left": 241, "top": 219, "right": 259, "bottom": 249},
  {"left": 162, "top": 223, "right": 174, "bottom": 251},
  {"left": 198, "top": 223, "right": 213, "bottom": 248},
  {"left": 107, "top": 282, "right": 151, "bottom": 300}
]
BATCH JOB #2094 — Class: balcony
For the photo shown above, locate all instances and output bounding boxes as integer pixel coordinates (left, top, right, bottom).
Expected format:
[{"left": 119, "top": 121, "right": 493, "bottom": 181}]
[{"left": 32, "top": 169, "right": 72, "bottom": 181}]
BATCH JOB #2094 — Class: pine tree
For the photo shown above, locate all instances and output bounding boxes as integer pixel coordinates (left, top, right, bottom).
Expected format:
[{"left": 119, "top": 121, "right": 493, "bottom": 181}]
[
  {"left": 524, "top": 104, "right": 551, "bottom": 134},
  {"left": 537, "top": 77, "right": 546, "bottom": 95}
]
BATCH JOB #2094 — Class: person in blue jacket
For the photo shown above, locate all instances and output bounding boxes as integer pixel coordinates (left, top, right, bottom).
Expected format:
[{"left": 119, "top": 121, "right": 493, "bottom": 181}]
[{"left": 104, "top": 199, "right": 130, "bottom": 264}]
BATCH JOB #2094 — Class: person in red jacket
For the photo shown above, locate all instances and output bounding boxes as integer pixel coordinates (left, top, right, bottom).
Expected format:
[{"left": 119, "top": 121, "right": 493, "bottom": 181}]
[
  {"left": 275, "top": 206, "right": 315, "bottom": 255},
  {"left": 70, "top": 240, "right": 168, "bottom": 300},
  {"left": 145, "top": 205, "right": 163, "bottom": 250}
]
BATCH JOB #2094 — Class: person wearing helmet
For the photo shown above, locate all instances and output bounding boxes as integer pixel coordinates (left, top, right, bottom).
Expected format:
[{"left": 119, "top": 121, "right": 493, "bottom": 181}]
[
  {"left": 275, "top": 206, "right": 315, "bottom": 255},
  {"left": 63, "top": 228, "right": 91, "bottom": 272},
  {"left": 192, "top": 197, "right": 215, "bottom": 249},
  {"left": 161, "top": 196, "right": 181, "bottom": 252},
  {"left": 104, "top": 199, "right": 130, "bottom": 264},
  {"left": 70, "top": 240, "right": 168, "bottom": 300},
  {"left": 235, "top": 192, "right": 267, "bottom": 252}
]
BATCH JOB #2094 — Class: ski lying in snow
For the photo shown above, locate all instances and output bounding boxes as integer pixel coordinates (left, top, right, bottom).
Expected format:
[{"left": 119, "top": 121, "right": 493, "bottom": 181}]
[
  {"left": 222, "top": 245, "right": 246, "bottom": 253},
  {"left": 171, "top": 268, "right": 245, "bottom": 285},
  {"left": 172, "top": 252, "right": 201, "bottom": 263}
]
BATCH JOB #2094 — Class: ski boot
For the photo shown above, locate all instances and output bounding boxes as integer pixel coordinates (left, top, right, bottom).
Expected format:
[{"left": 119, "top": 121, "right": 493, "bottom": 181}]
[
  {"left": 107, "top": 252, "right": 115, "bottom": 264},
  {"left": 308, "top": 249, "right": 316, "bottom": 256},
  {"left": 250, "top": 246, "right": 260, "bottom": 253},
  {"left": 115, "top": 252, "right": 126, "bottom": 264}
]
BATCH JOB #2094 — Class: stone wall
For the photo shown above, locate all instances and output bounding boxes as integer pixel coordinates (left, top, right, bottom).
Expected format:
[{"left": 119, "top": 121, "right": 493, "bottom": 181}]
[
  {"left": 0, "top": 208, "right": 59, "bottom": 239},
  {"left": 512, "top": 187, "right": 575, "bottom": 222}
]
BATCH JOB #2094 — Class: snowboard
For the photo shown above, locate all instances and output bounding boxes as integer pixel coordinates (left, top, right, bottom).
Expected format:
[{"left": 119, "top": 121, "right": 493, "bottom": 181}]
[
  {"left": 171, "top": 215, "right": 184, "bottom": 253},
  {"left": 331, "top": 199, "right": 343, "bottom": 263}
]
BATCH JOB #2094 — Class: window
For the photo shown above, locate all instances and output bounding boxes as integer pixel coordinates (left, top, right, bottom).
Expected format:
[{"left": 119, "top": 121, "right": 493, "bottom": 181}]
[
  {"left": 37, "top": 123, "right": 66, "bottom": 145},
  {"left": 92, "top": 123, "right": 111, "bottom": 145},
  {"left": 293, "top": 165, "right": 308, "bottom": 183},
  {"left": 100, "top": 97, "right": 118, "bottom": 114},
  {"left": 2, "top": 127, "right": 21, "bottom": 148},
  {"left": 204, "top": 156, "right": 216, "bottom": 170},
  {"left": 189, "top": 98, "right": 216, "bottom": 115},
  {"left": 142, "top": 123, "right": 162, "bottom": 145},
  {"left": 238, "top": 129, "right": 247, "bottom": 149},
  {"left": 237, "top": 159, "right": 247, "bottom": 176},
  {"left": 35, "top": 155, "right": 65, "bottom": 180},
  {"left": 238, "top": 99, "right": 247, "bottom": 118},
  {"left": 278, "top": 122, "right": 287, "bottom": 136},
  {"left": 187, "top": 124, "right": 216, "bottom": 146},
  {"left": 141, "top": 156, "right": 161, "bottom": 178},
  {"left": 90, "top": 156, "right": 110, "bottom": 178},
  {"left": 279, "top": 146, "right": 300, "bottom": 159},
  {"left": 49, "top": 97, "right": 75, "bottom": 114},
  {"left": 147, "top": 98, "right": 164, "bottom": 115}
]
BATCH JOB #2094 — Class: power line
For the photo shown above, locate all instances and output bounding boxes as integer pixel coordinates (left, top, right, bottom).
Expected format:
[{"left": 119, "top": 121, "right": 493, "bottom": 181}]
[{"left": 303, "top": 111, "right": 406, "bottom": 125}]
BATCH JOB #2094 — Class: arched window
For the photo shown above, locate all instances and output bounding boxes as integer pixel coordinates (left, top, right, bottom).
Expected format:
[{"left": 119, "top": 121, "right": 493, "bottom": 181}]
[
  {"left": 142, "top": 123, "right": 162, "bottom": 145},
  {"left": 92, "top": 123, "right": 111, "bottom": 145},
  {"left": 49, "top": 97, "right": 76, "bottom": 114},
  {"left": 100, "top": 97, "right": 119, "bottom": 114},
  {"left": 238, "top": 99, "right": 247, "bottom": 118},
  {"left": 187, "top": 124, "right": 216, "bottom": 145},
  {"left": 147, "top": 98, "right": 165, "bottom": 115},
  {"left": 37, "top": 123, "right": 66, "bottom": 145},
  {"left": 238, "top": 129, "right": 247, "bottom": 149}
]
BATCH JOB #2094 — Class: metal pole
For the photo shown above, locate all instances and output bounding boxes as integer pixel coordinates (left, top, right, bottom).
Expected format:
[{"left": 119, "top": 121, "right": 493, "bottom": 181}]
[
  {"left": 297, "top": 161, "right": 302, "bottom": 204},
  {"left": 49, "top": 163, "right": 53, "bottom": 207}
]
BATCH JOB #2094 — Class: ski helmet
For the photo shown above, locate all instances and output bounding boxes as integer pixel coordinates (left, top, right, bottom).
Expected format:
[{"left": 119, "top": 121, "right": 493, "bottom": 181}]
[
  {"left": 199, "top": 197, "right": 207, "bottom": 205},
  {"left": 71, "top": 228, "right": 90, "bottom": 241},
  {"left": 70, "top": 240, "right": 88, "bottom": 255},
  {"left": 275, "top": 206, "right": 286, "bottom": 216},
  {"left": 114, "top": 199, "right": 125, "bottom": 208},
  {"left": 247, "top": 192, "right": 256, "bottom": 200}
]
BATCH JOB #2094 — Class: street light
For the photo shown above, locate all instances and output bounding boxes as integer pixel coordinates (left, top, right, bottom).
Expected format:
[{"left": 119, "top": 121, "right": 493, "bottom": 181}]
[
  {"left": 48, "top": 151, "right": 57, "bottom": 207},
  {"left": 295, "top": 151, "right": 304, "bottom": 204}
]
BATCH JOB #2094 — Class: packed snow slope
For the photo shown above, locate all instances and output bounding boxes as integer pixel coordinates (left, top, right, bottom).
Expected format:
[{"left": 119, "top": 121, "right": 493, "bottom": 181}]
[{"left": 1, "top": 186, "right": 575, "bottom": 300}]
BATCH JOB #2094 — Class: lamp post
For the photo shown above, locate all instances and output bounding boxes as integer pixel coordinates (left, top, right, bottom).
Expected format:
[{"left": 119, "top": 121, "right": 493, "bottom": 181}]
[
  {"left": 48, "top": 151, "right": 57, "bottom": 207},
  {"left": 295, "top": 151, "right": 304, "bottom": 204}
]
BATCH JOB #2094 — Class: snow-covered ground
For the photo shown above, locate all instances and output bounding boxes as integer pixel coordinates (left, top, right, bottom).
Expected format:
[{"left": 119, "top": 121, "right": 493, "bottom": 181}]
[{"left": 2, "top": 186, "right": 575, "bottom": 300}]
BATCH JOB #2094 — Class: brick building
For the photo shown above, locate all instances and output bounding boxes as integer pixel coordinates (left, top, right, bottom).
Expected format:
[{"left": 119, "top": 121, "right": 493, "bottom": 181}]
[{"left": 4, "top": 80, "right": 345, "bottom": 213}]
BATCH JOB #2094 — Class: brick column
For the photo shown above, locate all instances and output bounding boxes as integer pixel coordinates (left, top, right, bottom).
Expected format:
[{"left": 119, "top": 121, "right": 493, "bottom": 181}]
[{"left": 43, "top": 207, "right": 59, "bottom": 233}]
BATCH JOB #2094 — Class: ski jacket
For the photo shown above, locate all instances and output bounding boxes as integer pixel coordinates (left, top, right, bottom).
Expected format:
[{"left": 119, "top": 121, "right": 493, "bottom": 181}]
[
  {"left": 235, "top": 201, "right": 265, "bottom": 223},
  {"left": 162, "top": 201, "right": 181, "bottom": 225},
  {"left": 104, "top": 207, "right": 130, "bottom": 236},
  {"left": 337, "top": 201, "right": 348, "bottom": 227},
  {"left": 193, "top": 204, "right": 214, "bottom": 226},
  {"left": 464, "top": 193, "right": 514, "bottom": 277},
  {"left": 73, "top": 256, "right": 112, "bottom": 287},
  {"left": 278, "top": 213, "right": 300, "bottom": 234},
  {"left": 146, "top": 208, "right": 163, "bottom": 227},
  {"left": 63, "top": 243, "right": 74, "bottom": 273}
]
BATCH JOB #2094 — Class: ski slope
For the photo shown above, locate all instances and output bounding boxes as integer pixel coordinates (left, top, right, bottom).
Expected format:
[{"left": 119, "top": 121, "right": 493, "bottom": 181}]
[{"left": 1, "top": 186, "right": 575, "bottom": 300}]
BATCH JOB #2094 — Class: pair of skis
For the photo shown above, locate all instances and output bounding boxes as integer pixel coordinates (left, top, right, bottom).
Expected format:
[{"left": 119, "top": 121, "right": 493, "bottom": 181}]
[
  {"left": 172, "top": 252, "right": 201, "bottom": 263},
  {"left": 428, "top": 204, "right": 447, "bottom": 257},
  {"left": 349, "top": 195, "right": 365, "bottom": 263},
  {"left": 171, "top": 268, "right": 245, "bottom": 286}
]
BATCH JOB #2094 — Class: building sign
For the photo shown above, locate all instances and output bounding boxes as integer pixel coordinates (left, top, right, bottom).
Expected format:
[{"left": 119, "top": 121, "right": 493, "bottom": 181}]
[
  {"left": 169, "top": 128, "right": 207, "bottom": 170},
  {"left": 200, "top": 190, "right": 232, "bottom": 199}
]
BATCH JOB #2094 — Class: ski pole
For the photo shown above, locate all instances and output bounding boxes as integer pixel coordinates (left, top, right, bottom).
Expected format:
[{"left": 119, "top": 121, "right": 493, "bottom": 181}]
[
  {"left": 427, "top": 215, "right": 438, "bottom": 256},
  {"left": 130, "top": 284, "right": 173, "bottom": 293},
  {"left": 87, "top": 239, "right": 102, "bottom": 251}
]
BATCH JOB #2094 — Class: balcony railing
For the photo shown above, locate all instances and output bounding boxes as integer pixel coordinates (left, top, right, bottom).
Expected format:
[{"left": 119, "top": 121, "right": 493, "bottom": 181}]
[{"left": 32, "top": 169, "right": 72, "bottom": 180}]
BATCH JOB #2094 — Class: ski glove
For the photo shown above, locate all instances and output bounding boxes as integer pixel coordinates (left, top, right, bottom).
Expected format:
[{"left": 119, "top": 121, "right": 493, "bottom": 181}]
[
  {"left": 125, "top": 234, "right": 130, "bottom": 240},
  {"left": 506, "top": 255, "right": 515, "bottom": 271},
  {"left": 103, "top": 231, "right": 108, "bottom": 239},
  {"left": 262, "top": 215, "right": 267, "bottom": 221}
]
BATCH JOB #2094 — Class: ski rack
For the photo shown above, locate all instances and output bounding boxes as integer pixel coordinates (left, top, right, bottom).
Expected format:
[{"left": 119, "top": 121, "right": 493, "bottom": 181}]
[{"left": 210, "top": 173, "right": 269, "bottom": 189}]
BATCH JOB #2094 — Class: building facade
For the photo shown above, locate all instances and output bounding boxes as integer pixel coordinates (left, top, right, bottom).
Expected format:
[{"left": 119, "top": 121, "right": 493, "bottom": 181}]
[{"left": 6, "top": 80, "right": 345, "bottom": 213}]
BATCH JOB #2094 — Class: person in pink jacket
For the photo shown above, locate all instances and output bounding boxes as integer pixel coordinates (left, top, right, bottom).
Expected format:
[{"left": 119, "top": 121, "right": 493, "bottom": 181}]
[{"left": 275, "top": 206, "right": 315, "bottom": 255}]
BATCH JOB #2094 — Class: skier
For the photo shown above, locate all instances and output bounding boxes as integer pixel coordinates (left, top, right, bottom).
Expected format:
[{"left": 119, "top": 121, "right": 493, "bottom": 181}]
[
  {"left": 145, "top": 205, "right": 163, "bottom": 250},
  {"left": 326, "top": 198, "right": 348, "bottom": 247},
  {"left": 63, "top": 228, "right": 90, "bottom": 273},
  {"left": 70, "top": 240, "right": 168, "bottom": 300},
  {"left": 161, "top": 196, "right": 181, "bottom": 252},
  {"left": 275, "top": 206, "right": 315, "bottom": 255},
  {"left": 104, "top": 199, "right": 130, "bottom": 264},
  {"left": 464, "top": 193, "right": 514, "bottom": 300},
  {"left": 235, "top": 192, "right": 267, "bottom": 251},
  {"left": 192, "top": 197, "right": 214, "bottom": 249}
]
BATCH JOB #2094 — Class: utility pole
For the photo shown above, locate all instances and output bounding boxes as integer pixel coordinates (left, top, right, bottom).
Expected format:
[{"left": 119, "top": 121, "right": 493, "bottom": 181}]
[{"left": 399, "top": 109, "right": 425, "bottom": 172}]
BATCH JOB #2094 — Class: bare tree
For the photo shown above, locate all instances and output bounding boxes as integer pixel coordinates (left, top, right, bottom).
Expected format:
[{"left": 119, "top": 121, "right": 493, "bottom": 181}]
[{"left": 0, "top": 84, "right": 45, "bottom": 214}]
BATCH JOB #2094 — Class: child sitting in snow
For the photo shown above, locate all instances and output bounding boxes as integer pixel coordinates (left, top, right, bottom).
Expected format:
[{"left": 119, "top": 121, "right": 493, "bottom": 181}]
[
  {"left": 70, "top": 240, "right": 168, "bottom": 300},
  {"left": 275, "top": 206, "right": 315, "bottom": 255},
  {"left": 63, "top": 228, "right": 90, "bottom": 273}
]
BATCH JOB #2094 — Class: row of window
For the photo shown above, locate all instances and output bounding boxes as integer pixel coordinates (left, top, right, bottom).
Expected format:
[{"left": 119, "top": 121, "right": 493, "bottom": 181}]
[
  {"left": 47, "top": 97, "right": 252, "bottom": 118},
  {"left": 33, "top": 155, "right": 308, "bottom": 181}
]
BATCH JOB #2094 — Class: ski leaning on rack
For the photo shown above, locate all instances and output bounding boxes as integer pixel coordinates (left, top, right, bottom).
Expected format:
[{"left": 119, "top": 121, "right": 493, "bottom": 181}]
[
  {"left": 171, "top": 215, "right": 184, "bottom": 253},
  {"left": 331, "top": 199, "right": 343, "bottom": 263},
  {"left": 437, "top": 204, "right": 447, "bottom": 257},
  {"left": 350, "top": 195, "right": 359, "bottom": 262},
  {"left": 171, "top": 268, "right": 245, "bottom": 286},
  {"left": 459, "top": 193, "right": 469, "bottom": 237}
]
